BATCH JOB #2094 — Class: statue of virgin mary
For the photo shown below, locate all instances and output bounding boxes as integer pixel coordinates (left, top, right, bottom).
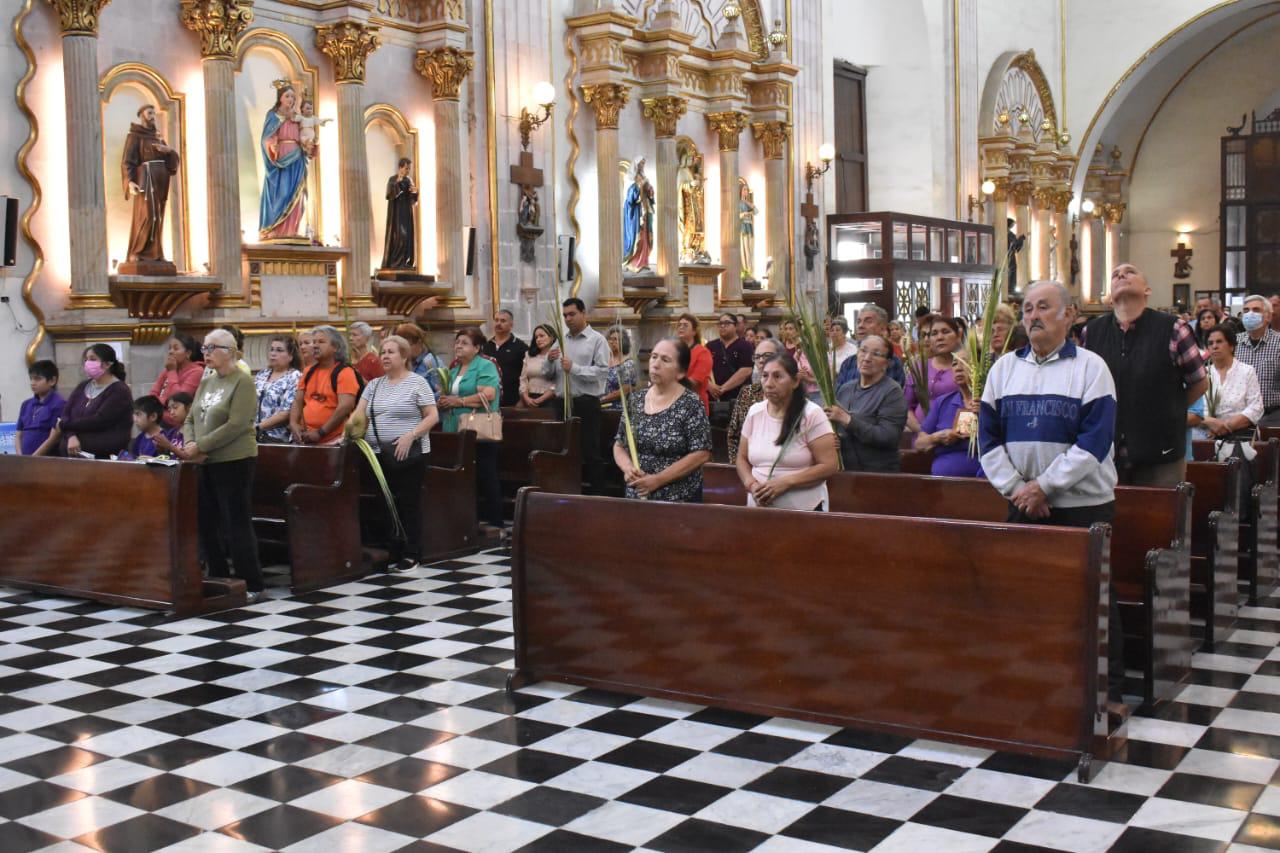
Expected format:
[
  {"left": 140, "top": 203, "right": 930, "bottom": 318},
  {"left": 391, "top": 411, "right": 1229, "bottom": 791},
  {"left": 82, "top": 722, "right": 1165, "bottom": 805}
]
[
  {"left": 622, "top": 158, "right": 655, "bottom": 273},
  {"left": 258, "top": 83, "right": 311, "bottom": 243}
]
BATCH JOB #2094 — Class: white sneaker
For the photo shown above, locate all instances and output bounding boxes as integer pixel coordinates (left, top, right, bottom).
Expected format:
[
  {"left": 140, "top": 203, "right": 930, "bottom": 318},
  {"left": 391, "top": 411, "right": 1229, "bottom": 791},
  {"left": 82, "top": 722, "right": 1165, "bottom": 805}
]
[{"left": 389, "top": 558, "right": 418, "bottom": 573}]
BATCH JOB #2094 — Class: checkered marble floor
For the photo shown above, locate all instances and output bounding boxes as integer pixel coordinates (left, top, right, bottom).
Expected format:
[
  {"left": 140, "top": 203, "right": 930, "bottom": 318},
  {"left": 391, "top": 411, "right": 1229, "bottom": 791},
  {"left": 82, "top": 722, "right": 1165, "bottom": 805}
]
[{"left": 3, "top": 552, "right": 1280, "bottom": 852}]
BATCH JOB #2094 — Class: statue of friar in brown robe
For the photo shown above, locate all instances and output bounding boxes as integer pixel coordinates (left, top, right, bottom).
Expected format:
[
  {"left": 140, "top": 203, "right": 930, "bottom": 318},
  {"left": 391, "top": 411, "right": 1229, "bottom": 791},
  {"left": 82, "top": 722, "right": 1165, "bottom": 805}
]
[{"left": 121, "top": 105, "right": 180, "bottom": 274}]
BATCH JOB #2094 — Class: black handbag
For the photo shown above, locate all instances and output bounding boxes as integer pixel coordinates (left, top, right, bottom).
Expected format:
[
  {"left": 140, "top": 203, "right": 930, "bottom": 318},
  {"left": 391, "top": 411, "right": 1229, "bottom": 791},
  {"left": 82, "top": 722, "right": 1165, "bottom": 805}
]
[{"left": 369, "top": 378, "right": 422, "bottom": 470}]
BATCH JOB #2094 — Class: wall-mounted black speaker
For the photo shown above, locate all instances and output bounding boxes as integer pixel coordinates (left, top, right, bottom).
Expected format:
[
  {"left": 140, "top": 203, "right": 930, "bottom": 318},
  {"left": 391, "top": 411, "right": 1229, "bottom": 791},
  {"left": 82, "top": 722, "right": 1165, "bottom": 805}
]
[
  {"left": 463, "top": 226, "right": 476, "bottom": 277},
  {"left": 1, "top": 196, "right": 17, "bottom": 267},
  {"left": 557, "top": 235, "right": 576, "bottom": 282}
]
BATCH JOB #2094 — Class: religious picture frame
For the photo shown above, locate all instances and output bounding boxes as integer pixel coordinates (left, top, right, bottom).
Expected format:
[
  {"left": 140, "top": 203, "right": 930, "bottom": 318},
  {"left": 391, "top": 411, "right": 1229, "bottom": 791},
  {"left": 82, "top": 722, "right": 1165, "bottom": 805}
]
[{"left": 953, "top": 408, "right": 978, "bottom": 439}]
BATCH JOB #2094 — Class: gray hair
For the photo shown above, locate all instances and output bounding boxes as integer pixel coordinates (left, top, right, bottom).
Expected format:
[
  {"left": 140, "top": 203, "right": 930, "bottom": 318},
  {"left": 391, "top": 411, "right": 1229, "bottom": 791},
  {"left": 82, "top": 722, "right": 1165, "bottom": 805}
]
[
  {"left": 754, "top": 337, "right": 781, "bottom": 356},
  {"left": 830, "top": 317, "right": 850, "bottom": 334},
  {"left": 310, "top": 325, "right": 349, "bottom": 362},
  {"left": 349, "top": 321, "right": 378, "bottom": 347},
  {"left": 203, "top": 328, "right": 238, "bottom": 356},
  {"left": 1245, "top": 294, "right": 1271, "bottom": 314},
  {"left": 859, "top": 334, "right": 891, "bottom": 355},
  {"left": 858, "top": 304, "right": 889, "bottom": 326},
  {"left": 495, "top": 308, "right": 514, "bottom": 320},
  {"left": 1025, "top": 280, "right": 1072, "bottom": 318}
]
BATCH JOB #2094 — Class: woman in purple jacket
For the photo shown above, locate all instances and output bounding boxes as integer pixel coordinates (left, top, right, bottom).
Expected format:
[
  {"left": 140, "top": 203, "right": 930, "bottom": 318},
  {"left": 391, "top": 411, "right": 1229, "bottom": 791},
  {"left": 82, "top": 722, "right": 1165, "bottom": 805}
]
[
  {"left": 914, "top": 358, "right": 983, "bottom": 478},
  {"left": 57, "top": 344, "right": 133, "bottom": 458}
]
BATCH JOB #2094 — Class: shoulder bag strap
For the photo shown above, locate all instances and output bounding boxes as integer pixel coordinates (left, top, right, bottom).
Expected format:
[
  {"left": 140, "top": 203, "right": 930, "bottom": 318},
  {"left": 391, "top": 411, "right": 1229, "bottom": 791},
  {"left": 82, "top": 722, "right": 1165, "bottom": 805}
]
[{"left": 368, "top": 378, "right": 383, "bottom": 444}]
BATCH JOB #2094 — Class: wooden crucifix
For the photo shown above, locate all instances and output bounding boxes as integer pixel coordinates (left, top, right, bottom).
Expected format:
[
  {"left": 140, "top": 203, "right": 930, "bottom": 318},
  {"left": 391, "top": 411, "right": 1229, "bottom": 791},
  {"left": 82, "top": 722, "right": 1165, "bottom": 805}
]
[
  {"left": 801, "top": 188, "right": 821, "bottom": 272},
  {"left": 1171, "top": 242, "right": 1193, "bottom": 279},
  {"left": 510, "top": 150, "right": 544, "bottom": 265}
]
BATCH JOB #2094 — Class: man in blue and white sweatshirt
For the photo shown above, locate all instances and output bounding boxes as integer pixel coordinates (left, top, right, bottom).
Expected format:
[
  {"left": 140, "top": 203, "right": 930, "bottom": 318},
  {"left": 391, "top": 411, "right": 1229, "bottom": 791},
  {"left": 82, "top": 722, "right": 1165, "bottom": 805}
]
[{"left": 980, "top": 280, "right": 1118, "bottom": 528}]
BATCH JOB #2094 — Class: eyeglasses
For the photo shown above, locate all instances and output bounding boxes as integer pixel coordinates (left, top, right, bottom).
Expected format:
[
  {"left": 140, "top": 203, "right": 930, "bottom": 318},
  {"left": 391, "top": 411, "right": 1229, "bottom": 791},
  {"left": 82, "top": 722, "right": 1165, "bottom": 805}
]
[
  {"left": 717, "top": 320, "right": 736, "bottom": 325},
  {"left": 201, "top": 344, "right": 230, "bottom": 354},
  {"left": 751, "top": 353, "right": 775, "bottom": 363}
]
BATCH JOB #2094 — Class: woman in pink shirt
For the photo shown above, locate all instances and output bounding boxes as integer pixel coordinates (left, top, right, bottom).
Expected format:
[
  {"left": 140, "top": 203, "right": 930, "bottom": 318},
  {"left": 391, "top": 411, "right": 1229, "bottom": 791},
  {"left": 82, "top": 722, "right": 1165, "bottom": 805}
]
[{"left": 150, "top": 334, "right": 204, "bottom": 426}]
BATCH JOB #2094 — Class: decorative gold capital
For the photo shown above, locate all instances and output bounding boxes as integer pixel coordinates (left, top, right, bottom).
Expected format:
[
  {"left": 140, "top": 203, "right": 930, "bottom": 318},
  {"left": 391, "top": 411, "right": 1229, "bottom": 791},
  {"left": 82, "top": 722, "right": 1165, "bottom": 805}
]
[
  {"left": 47, "top": 0, "right": 111, "bottom": 37},
  {"left": 1010, "top": 181, "right": 1034, "bottom": 206},
  {"left": 1101, "top": 202, "right": 1126, "bottom": 225},
  {"left": 640, "top": 96, "right": 686, "bottom": 138},
  {"left": 581, "top": 83, "right": 631, "bottom": 130},
  {"left": 1032, "top": 186, "right": 1057, "bottom": 209},
  {"left": 315, "top": 22, "right": 380, "bottom": 84},
  {"left": 415, "top": 46, "right": 475, "bottom": 101},
  {"left": 706, "top": 111, "right": 749, "bottom": 152},
  {"left": 990, "top": 176, "right": 1011, "bottom": 203},
  {"left": 751, "top": 120, "right": 790, "bottom": 159},
  {"left": 179, "top": 0, "right": 252, "bottom": 59}
]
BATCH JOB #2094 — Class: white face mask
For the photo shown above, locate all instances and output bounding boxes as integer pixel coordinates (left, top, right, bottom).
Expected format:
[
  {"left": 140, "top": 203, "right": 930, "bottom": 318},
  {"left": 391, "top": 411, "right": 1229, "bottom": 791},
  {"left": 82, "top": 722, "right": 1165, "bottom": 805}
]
[{"left": 1242, "top": 312, "right": 1265, "bottom": 331}]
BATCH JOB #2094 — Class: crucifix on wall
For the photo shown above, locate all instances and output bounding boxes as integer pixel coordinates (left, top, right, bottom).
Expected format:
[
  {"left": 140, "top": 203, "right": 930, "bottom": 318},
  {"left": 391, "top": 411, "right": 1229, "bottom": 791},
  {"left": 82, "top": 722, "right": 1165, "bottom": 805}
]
[
  {"left": 510, "top": 150, "right": 543, "bottom": 265},
  {"left": 801, "top": 189, "right": 821, "bottom": 272},
  {"left": 1171, "top": 241, "right": 1193, "bottom": 279}
]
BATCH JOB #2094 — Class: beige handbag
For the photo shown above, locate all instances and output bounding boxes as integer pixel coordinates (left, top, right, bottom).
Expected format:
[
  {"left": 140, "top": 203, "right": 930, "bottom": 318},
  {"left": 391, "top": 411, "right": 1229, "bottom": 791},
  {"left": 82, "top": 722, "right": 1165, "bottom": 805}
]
[{"left": 458, "top": 391, "right": 503, "bottom": 442}]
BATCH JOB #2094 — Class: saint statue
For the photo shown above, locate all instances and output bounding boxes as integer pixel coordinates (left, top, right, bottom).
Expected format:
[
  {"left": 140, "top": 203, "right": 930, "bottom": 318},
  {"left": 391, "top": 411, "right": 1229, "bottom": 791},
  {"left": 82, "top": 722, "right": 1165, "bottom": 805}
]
[
  {"left": 804, "top": 218, "right": 821, "bottom": 272},
  {"left": 739, "top": 178, "right": 758, "bottom": 282},
  {"left": 622, "top": 158, "right": 655, "bottom": 273},
  {"left": 517, "top": 184, "right": 542, "bottom": 264},
  {"left": 258, "top": 83, "right": 313, "bottom": 243},
  {"left": 121, "top": 104, "right": 180, "bottom": 273},
  {"left": 677, "top": 146, "right": 709, "bottom": 264},
  {"left": 381, "top": 158, "right": 419, "bottom": 270}
]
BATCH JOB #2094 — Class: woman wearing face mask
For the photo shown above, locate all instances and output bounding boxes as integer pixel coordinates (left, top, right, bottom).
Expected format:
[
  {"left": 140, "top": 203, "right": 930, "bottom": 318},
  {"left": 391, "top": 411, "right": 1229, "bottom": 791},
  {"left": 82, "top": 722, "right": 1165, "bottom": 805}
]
[
  {"left": 726, "top": 337, "right": 779, "bottom": 461},
  {"left": 612, "top": 338, "right": 711, "bottom": 502},
  {"left": 57, "top": 344, "right": 133, "bottom": 458}
]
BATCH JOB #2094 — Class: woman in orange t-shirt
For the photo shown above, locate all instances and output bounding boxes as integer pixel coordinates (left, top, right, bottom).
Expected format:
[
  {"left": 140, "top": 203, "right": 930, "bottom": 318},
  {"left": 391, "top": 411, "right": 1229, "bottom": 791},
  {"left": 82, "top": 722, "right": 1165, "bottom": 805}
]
[{"left": 675, "top": 312, "right": 712, "bottom": 413}]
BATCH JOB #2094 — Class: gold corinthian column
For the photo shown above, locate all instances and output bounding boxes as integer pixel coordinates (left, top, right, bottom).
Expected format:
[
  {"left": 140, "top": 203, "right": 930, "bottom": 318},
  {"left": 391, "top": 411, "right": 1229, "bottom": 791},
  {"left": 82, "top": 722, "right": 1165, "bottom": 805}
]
[
  {"left": 316, "top": 21, "right": 380, "bottom": 304},
  {"left": 180, "top": 0, "right": 252, "bottom": 298},
  {"left": 753, "top": 120, "right": 790, "bottom": 296},
  {"left": 582, "top": 83, "right": 631, "bottom": 309},
  {"left": 642, "top": 95, "right": 686, "bottom": 304},
  {"left": 708, "top": 110, "right": 749, "bottom": 307},
  {"left": 415, "top": 46, "right": 474, "bottom": 298},
  {"left": 48, "top": 0, "right": 111, "bottom": 302}
]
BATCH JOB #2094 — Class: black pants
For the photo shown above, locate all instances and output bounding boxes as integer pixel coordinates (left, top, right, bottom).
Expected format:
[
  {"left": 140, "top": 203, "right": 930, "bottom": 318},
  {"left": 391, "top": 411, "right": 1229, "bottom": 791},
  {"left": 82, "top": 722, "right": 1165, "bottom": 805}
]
[
  {"left": 476, "top": 441, "right": 504, "bottom": 527},
  {"left": 1006, "top": 500, "right": 1123, "bottom": 702},
  {"left": 381, "top": 454, "right": 426, "bottom": 561},
  {"left": 557, "top": 394, "right": 604, "bottom": 494},
  {"left": 198, "top": 458, "right": 264, "bottom": 592}
]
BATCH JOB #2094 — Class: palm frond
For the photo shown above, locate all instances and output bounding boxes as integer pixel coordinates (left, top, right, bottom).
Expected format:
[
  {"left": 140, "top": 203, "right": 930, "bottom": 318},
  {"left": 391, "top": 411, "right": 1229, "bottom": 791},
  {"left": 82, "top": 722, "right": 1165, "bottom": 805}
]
[
  {"left": 790, "top": 297, "right": 837, "bottom": 407},
  {"left": 963, "top": 247, "right": 1016, "bottom": 456}
]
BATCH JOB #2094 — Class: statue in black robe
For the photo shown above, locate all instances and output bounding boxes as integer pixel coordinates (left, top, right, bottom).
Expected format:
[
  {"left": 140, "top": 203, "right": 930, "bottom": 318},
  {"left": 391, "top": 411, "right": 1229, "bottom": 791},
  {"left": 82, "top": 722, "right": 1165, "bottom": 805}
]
[
  {"left": 121, "top": 105, "right": 179, "bottom": 272},
  {"left": 381, "top": 158, "right": 419, "bottom": 270}
]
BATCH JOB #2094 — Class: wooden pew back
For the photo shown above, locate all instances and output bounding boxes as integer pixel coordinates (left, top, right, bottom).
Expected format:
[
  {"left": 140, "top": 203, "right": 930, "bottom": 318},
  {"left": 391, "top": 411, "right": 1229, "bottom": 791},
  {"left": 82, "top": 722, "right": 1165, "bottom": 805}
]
[
  {"left": 0, "top": 457, "right": 243, "bottom": 613},
  {"left": 513, "top": 489, "right": 1110, "bottom": 773},
  {"left": 253, "top": 445, "right": 365, "bottom": 591},
  {"left": 496, "top": 418, "right": 582, "bottom": 499},
  {"left": 1186, "top": 459, "right": 1241, "bottom": 647}
]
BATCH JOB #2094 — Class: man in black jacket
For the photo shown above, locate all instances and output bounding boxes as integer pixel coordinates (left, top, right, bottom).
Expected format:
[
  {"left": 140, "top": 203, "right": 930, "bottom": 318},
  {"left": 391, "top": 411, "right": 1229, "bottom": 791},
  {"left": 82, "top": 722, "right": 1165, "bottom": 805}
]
[{"left": 1083, "top": 265, "right": 1208, "bottom": 486}]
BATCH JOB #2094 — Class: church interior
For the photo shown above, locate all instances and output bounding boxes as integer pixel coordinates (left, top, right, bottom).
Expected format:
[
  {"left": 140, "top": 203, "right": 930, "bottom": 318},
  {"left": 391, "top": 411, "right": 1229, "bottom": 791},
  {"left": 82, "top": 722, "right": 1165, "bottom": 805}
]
[{"left": 2, "top": 0, "right": 1280, "bottom": 850}]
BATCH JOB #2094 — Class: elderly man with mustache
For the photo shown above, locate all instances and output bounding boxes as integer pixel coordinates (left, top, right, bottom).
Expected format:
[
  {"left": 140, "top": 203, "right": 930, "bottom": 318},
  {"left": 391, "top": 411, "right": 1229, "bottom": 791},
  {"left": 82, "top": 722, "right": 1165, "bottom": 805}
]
[{"left": 1082, "top": 263, "right": 1207, "bottom": 486}]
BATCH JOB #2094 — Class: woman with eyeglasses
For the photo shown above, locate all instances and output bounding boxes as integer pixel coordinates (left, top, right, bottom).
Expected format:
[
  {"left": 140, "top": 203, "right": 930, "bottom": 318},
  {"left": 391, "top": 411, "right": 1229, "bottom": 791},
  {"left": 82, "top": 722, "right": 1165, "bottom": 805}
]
[
  {"left": 726, "top": 337, "right": 780, "bottom": 461},
  {"left": 825, "top": 334, "right": 909, "bottom": 472},
  {"left": 177, "top": 329, "right": 264, "bottom": 602}
]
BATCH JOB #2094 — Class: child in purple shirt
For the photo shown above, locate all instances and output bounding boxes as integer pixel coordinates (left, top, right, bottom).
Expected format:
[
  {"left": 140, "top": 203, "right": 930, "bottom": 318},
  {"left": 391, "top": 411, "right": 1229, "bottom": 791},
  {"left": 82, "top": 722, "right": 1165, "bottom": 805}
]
[
  {"left": 124, "top": 395, "right": 184, "bottom": 459},
  {"left": 16, "top": 360, "right": 65, "bottom": 455}
]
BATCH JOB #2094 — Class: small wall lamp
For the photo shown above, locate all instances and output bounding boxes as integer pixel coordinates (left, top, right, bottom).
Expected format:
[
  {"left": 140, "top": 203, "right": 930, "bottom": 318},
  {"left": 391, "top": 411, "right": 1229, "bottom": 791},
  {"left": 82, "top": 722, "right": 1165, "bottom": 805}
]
[{"left": 518, "top": 81, "right": 556, "bottom": 151}]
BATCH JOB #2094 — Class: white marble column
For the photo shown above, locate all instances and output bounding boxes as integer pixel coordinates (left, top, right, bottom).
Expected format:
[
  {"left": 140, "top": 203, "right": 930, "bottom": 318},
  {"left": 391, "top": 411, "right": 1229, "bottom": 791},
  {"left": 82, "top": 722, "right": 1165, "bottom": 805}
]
[
  {"left": 754, "top": 121, "right": 790, "bottom": 296},
  {"left": 1033, "top": 191, "right": 1053, "bottom": 281},
  {"left": 583, "top": 83, "right": 631, "bottom": 308},
  {"left": 62, "top": 33, "right": 109, "bottom": 297},
  {"left": 1053, "top": 194, "right": 1071, "bottom": 290},
  {"left": 1012, "top": 183, "right": 1033, "bottom": 292},
  {"left": 709, "top": 111, "right": 748, "bottom": 307},
  {"left": 991, "top": 179, "right": 1010, "bottom": 293},
  {"left": 642, "top": 96, "right": 686, "bottom": 305},
  {"left": 181, "top": 0, "right": 252, "bottom": 297},
  {"left": 416, "top": 47, "right": 474, "bottom": 297}
]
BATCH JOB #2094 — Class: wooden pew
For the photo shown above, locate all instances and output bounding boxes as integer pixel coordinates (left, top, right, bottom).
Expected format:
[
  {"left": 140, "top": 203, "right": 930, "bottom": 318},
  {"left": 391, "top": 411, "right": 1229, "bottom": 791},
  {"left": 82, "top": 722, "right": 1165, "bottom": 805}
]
[
  {"left": 501, "top": 406, "right": 557, "bottom": 421},
  {"left": 1193, "top": 438, "right": 1280, "bottom": 603},
  {"left": 360, "top": 430, "right": 480, "bottom": 563},
  {"left": 496, "top": 418, "right": 582, "bottom": 513},
  {"left": 0, "top": 456, "right": 245, "bottom": 614},
  {"left": 253, "top": 444, "right": 366, "bottom": 592},
  {"left": 702, "top": 465, "right": 1193, "bottom": 707},
  {"left": 899, "top": 447, "right": 934, "bottom": 475},
  {"left": 511, "top": 488, "right": 1116, "bottom": 782},
  {"left": 1186, "top": 459, "right": 1241, "bottom": 649}
]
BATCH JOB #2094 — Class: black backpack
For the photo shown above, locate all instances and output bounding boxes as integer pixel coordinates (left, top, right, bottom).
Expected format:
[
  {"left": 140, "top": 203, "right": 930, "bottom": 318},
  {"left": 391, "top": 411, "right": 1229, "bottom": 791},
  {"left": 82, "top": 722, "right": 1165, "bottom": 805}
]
[{"left": 303, "top": 360, "right": 366, "bottom": 399}]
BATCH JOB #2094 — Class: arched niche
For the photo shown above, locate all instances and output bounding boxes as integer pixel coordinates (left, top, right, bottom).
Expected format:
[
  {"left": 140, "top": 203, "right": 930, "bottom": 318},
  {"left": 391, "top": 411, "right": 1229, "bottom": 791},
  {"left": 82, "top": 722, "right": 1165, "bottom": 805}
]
[
  {"left": 980, "top": 49, "right": 1059, "bottom": 143},
  {"left": 234, "top": 30, "right": 323, "bottom": 245},
  {"left": 365, "top": 104, "right": 420, "bottom": 274},
  {"left": 618, "top": 0, "right": 770, "bottom": 60},
  {"left": 99, "top": 64, "right": 190, "bottom": 273}
]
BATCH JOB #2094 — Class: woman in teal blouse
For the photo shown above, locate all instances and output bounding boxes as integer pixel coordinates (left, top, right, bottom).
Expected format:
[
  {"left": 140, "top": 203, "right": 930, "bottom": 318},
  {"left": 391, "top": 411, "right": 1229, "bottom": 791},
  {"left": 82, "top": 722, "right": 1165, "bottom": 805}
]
[{"left": 438, "top": 327, "right": 504, "bottom": 528}]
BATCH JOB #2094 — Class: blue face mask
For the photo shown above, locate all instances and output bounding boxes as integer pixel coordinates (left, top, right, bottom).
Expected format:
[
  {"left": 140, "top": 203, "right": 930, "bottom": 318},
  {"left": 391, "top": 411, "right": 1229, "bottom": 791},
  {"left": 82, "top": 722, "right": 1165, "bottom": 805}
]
[{"left": 1242, "top": 312, "right": 1264, "bottom": 331}]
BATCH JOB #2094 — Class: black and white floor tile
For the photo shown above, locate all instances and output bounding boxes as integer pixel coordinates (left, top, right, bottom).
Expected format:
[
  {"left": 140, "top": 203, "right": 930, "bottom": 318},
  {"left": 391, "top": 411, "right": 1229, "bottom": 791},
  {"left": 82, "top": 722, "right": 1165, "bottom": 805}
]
[{"left": 4, "top": 550, "right": 1280, "bottom": 851}]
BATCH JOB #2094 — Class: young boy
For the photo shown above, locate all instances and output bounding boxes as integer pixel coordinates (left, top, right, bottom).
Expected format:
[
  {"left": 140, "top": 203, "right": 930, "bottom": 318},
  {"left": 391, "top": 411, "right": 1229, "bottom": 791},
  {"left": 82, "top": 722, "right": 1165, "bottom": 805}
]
[
  {"left": 167, "top": 392, "right": 193, "bottom": 430},
  {"left": 127, "top": 395, "right": 184, "bottom": 458},
  {"left": 16, "top": 360, "right": 65, "bottom": 456}
]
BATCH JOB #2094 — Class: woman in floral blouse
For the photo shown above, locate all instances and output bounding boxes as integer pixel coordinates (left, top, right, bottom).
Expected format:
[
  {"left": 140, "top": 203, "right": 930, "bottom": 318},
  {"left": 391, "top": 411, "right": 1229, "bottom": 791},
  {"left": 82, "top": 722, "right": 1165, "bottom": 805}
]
[
  {"left": 601, "top": 327, "right": 639, "bottom": 410},
  {"left": 613, "top": 338, "right": 712, "bottom": 502},
  {"left": 255, "top": 335, "right": 302, "bottom": 442}
]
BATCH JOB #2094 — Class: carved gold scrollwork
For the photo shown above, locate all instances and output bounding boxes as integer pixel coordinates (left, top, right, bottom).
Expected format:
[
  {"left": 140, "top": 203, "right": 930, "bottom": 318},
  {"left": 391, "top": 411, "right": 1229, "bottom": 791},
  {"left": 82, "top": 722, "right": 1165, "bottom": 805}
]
[
  {"left": 414, "top": 46, "right": 475, "bottom": 101},
  {"left": 706, "top": 110, "right": 749, "bottom": 152},
  {"left": 641, "top": 96, "right": 686, "bottom": 138},
  {"left": 1010, "top": 181, "right": 1034, "bottom": 206},
  {"left": 751, "top": 120, "right": 789, "bottom": 160},
  {"left": 315, "top": 22, "right": 380, "bottom": 84},
  {"left": 46, "top": 0, "right": 110, "bottom": 36},
  {"left": 178, "top": 0, "right": 253, "bottom": 59},
  {"left": 581, "top": 83, "right": 631, "bottom": 130},
  {"left": 1101, "top": 202, "right": 1126, "bottom": 225}
]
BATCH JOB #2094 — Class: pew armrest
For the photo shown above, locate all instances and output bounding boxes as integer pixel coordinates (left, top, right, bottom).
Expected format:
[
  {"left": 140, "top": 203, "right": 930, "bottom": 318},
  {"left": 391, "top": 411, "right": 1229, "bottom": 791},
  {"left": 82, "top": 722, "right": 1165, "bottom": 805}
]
[
  {"left": 284, "top": 478, "right": 364, "bottom": 591},
  {"left": 1142, "top": 546, "right": 1194, "bottom": 707},
  {"left": 530, "top": 449, "right": 582, "bottom": 495}
]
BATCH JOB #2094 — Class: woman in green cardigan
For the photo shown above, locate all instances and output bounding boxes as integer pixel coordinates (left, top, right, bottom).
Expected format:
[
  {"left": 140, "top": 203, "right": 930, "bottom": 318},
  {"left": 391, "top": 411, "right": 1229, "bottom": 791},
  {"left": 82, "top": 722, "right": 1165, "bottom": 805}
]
[{"left": 437, "top": 327, "right": 504, "bottom": 528}]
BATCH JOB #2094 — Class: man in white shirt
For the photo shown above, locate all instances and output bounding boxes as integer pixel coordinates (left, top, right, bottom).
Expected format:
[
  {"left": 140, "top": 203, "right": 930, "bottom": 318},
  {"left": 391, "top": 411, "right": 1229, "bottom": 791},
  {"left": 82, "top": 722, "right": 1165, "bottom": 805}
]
[{"left": 544, "top": 297, "right": 611, "bottom": 493}]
